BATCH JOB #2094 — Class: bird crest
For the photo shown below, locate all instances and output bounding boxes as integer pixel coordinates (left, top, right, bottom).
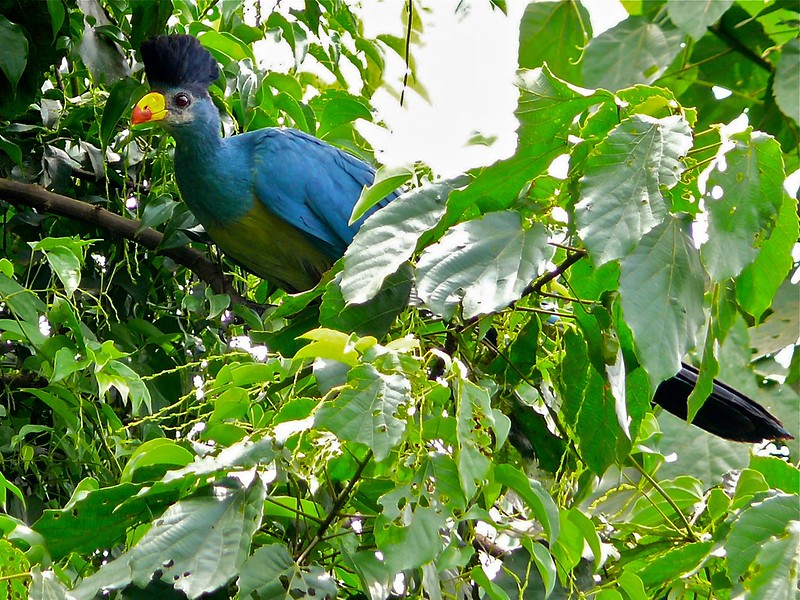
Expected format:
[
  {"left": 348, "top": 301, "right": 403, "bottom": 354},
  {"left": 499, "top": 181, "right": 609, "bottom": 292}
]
[{"left": 140, "top": 35, "right": 219, "bottom": 92}]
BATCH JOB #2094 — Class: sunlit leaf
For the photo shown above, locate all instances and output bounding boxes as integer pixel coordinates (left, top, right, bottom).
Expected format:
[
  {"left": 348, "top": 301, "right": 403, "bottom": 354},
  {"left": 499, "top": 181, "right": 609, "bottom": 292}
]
[
  {"left": 619, "top": 218, "right": 705, "bottom": 386},
  {"left": 416, "top": 211, "right": 552, "bottom": 319},
  {"left": 583, "top": 18, "right": 681, "bottom": 91},
  {"left": 576, "top": 114, "right": 693, "bottom": 265}
]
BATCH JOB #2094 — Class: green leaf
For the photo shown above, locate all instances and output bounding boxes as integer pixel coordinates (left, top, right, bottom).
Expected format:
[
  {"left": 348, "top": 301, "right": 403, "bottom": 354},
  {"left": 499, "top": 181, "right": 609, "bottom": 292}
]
[
  {"left": 158, "top": 438, "right": 275, "bottom": 487},
  {"left": 518, "top": 0, "right": 591, "bottom": 84},
  {"left": 619, "top": 218, "right": 705, "bottom": 386},
  {"left": 583, "top": 18, "right": 681, "bottom": 91},
  {"left": 0, "top": 471, "right": 24, "bottom": 511},
  {"left": 0, "top": 274, "right": 46, "bottom": 324},
  {"left": 321, "top": 267, "right": 412, "bottom": 338},
  {"left": 737, "top": 193, "right": 799, "bottom": 320},
  {"left": 525, "top": 539, "right": 556, "bottom": 599},
  {"left": 239, "top": 543, "right": 337, "bottom": 599},
  {"left": 774, "top": 38, "right": 800, "bottom": 124},
  {"left": 701, "top": 129, "right": 785, "bottom": 280},
  {"left": 33, "top": 482, "right": 144, "bottom": 560},
  {"left": 30, "top": 236, "right": 91, "bottom": 297},
  {"left": 748, "top": 520, "right": 800, "bottom": 599},
  {"left": 634, "top": 541, "right": 713, "bottom": 588},
  {"left": 199, "top": 30, "right": 254, "bottom": 63},
  {"left": 101, "top": 77, "right": 143, "bottom": 147},
  {"left": 456, "top": 380, "right": 509, "bottom": 497},
  {"left": 127, "top": 479, "right": 265, "bottom": 597},
  {"left": 0, "top": 539, "right": 30, "bottom": 598},
  {"left": 494, "top": 464, "right": 560, "bottom": 544},
  {"left": 95, "top": 359, "right": 152, "bottom": 413},
  {"left": 130, "top": 0, "right": 173, "bottom": 50},
  {"left": 315, "top": 364, "right": 410, "bottom": 462},
  {"left": 374, "top": 503, "right": 448, "bottom": 573},
  {"left": 295, "top": 328, "right": 364, "bottom": 367},
  {"left": 27, "top": 387, "right": 79, "bottom": 431},
  {"left": 0, "top": 15, "right": 28, "bottom": 94},
  {"left": 471, "top": 565, "right": 512, "bottom": 600},
  {"left": 341, "top": 178, "right": 457, "bottom": 304},
  {"left": 567, "top": 508, "right": 603, "bottom": 572},
  {"left": 749, "top": 455, "right": 800, "bottom": 496},
  {"left": 630, "top": 476, "right": 704, "bottom": 529},
  {"left": 576, "top": 114, "right": 693, "bottom": 265},
  {"left": 575, "top": 364, "right": 622, "bottom": 475},
  {"left": 416, "top": 211, "right": 553, "bottom": 319},
  {"left": 450, "top": 67, "right": 614, "bottom": 215},
  {"left": 349, "top": 165, "right": 411, "bottom": 225},
  {"left": 0, "top": 133, "right": 22, "bottom": 168},
  {"left": 317, "top": 94, "right": 372, "bottom": 139},
  {"left": 727, "top": 491, "right": 800, "bottom": 582},
  {"left": 120, "top": 439, "right": 193, "bottom": 484},
  {"left": 667, "top": 0, "right": 733, "bottom": 40},
  {"left": 46, "top": 0, "right": 66, "bottom": 39}
]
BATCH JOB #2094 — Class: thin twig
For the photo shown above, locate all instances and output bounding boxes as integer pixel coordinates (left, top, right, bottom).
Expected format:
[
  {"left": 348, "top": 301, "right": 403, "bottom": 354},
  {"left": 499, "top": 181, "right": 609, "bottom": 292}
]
[
  {"left": 296, "top": 450, "right": 373, "bottom": 564},
  {"left": 400, "top": 0, "right": 413, "bottom": 106}
]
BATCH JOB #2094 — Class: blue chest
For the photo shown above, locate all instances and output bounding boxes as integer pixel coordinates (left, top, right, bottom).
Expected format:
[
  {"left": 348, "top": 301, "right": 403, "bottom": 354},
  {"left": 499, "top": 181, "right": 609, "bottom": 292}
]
[{"left": 174, "top": 143, "right": 253, "bottom": 227}]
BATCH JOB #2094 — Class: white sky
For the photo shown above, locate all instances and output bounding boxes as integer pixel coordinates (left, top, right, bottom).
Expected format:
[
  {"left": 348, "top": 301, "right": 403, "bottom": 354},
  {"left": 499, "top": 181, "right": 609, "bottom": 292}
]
[{"left": 357, "top": 0, "right": 627, "bottom": 176}]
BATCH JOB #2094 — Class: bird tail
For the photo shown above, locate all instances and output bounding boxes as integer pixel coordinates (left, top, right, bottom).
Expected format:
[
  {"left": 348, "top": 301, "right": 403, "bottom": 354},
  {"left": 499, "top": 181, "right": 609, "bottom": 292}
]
[{"left": 653, "top": 363, "right": 793, "bottom": 443}]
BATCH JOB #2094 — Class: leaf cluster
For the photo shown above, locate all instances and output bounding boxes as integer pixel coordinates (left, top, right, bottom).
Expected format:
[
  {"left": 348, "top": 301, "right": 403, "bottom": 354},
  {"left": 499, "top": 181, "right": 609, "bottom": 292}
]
[{"left": 0, "top": 1, "right": 797, "bottom": 599}]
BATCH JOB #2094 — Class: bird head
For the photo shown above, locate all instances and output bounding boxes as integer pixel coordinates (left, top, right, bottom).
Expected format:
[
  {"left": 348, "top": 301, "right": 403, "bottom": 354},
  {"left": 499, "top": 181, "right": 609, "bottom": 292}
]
[{"left": 132, "top": 35, "right": 219, "bottom": 130}]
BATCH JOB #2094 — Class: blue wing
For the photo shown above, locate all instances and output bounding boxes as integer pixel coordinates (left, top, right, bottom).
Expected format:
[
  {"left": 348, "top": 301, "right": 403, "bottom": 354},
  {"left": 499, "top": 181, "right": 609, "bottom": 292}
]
[{"left": 235, "top": 128, "right": 396, "bottom": 259}]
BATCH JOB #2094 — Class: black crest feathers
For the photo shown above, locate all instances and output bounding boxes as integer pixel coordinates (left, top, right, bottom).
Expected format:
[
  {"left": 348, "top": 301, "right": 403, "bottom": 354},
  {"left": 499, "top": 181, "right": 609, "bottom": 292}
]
[{"left": 140, "top": 35, "right": 219, "bottom": 91}]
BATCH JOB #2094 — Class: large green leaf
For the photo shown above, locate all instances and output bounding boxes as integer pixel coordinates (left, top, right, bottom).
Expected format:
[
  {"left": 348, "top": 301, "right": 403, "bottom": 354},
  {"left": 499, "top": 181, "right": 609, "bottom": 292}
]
[
  {"left": 667, "top": 0, "right": 733, "bottom": 40},
  {"left": 321, "top": 266, "right": 412, "bottom": 338},
  {"left": 619, "top": 218, "right": 705, "bottom": 386},
  {"left": 340, "top": 179, "right": 457, "bottom": 305},
  {"left": 701, "top": 129, "right": 785, "bottom": 280},
  {"left": 748, "top": 520, "right": 800, "bottom": 599},
  {"left": 576, "top": 114, "right": 693, "bottom": 265},
  {"left": 238, "top": 544, "right": 337, "bottom": 599},
  {"left": 0, "top": 15, "right": 28, "bottom": 93},
  {"left": 727, "top": 491, "right": 800, "bottom": 582},
  {"left": 576, "top": 365, "right": 622, "bottom": 475},
  {"left": 315, "top": 364, "right": 410, "bottom": 461},
  {"left": 583, "top": 18, "right": 681, "bottom": 91},
  {"left": 736, "top": 194, "right": 799, "bottom": 321},
  {"left": 416, "top": 211, "right": 552, "bottom": 319},
  {"left": 774, "top": 38, "right": 800, "bottom": 124},
  {"left": 33, "top": 482, "right": 146, "bottom": 560},
  {"left": 518, "top": 1, "right": 591, "bottom": 84},
  {"left": 128, "top": 479, "right": 265, "bottom": 598},
  {"left": 448, "top": 67, "right": 614, "bottom": 216}
]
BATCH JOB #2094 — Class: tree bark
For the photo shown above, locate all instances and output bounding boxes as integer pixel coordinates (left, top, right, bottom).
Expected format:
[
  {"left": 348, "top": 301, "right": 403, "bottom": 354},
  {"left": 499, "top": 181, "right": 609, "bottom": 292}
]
[{"left": 0, "top": 177, "right": 238, "bottom": 298}]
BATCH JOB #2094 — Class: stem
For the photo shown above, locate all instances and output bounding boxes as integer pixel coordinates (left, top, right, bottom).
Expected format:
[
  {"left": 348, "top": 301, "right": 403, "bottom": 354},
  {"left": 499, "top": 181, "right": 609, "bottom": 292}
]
[
  {"left": 629, "top": 455, "right": 697, "bottom": 541},
  {"left": 297, "top": 450, "right": 373, "bottom": 564},
  {"left": 400, "top": 0, "right": 413, "bottom": 106}
]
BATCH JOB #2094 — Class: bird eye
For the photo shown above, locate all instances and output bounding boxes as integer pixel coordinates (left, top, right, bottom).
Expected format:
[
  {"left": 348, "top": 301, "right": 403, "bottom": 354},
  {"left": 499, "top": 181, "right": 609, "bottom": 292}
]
[{"left": 174, "top": 93, "right": 191, "bottom": 108}]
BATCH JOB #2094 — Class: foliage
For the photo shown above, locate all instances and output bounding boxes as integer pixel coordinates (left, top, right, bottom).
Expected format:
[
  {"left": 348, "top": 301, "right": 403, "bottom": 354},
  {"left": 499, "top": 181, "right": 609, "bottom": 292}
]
[{"left": 0, "top": 0, "right": 798, "bottom": 599}]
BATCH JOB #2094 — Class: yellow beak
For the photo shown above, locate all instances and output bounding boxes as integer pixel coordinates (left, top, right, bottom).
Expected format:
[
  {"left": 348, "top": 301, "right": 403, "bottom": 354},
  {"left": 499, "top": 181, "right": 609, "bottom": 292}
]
[{"left": 132, "top": 92, "right": 167, "bottom": 125}]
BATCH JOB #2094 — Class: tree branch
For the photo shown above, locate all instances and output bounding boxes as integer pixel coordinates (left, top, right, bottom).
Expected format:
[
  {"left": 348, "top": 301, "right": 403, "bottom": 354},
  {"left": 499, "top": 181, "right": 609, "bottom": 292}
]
[{"left": 0, "top": 178, "right": 240, "bottom": 299}]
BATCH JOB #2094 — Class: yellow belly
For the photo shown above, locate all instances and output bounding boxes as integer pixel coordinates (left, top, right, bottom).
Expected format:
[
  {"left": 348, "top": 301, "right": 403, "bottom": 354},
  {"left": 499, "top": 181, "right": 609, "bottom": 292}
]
[{"left": 205, "top": 202, "right": 333, "bottom": 292}]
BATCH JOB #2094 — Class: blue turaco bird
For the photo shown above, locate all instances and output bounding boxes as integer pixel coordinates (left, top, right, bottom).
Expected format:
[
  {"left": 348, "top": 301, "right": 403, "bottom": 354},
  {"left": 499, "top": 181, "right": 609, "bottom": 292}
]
[
  {"left": 132, "top": 34, "right": 394, "bottom": 293},
  {"left": 132, "top": 35, "right": 791, "bottom": 445}
]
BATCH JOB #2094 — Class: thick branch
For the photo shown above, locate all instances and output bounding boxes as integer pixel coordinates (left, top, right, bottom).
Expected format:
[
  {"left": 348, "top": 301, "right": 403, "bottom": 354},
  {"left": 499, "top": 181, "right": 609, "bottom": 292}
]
[{"left": 0, "top": 178, "right": 238, "bottom": 298}]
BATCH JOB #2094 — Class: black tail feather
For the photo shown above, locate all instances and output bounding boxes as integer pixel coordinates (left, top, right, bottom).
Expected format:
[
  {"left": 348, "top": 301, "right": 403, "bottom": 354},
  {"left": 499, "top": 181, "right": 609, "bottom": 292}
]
[{"left": 653, "top": 363, "right": 793, "bottom": 443}]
